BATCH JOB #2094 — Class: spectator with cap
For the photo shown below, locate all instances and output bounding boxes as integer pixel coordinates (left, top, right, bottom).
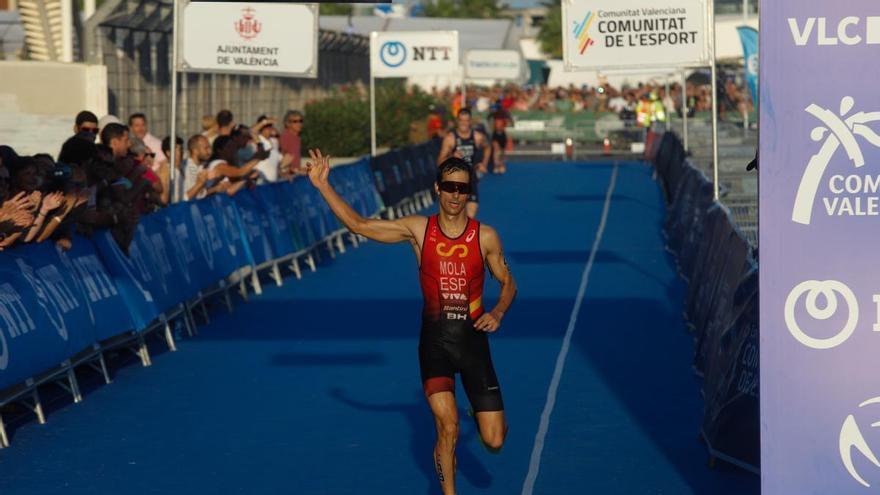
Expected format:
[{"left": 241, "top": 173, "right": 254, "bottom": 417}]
[
  {"left": 279, "top": 110, "right": 304, "bottom": 179},
  {"left": 129, "top": 136, "right": 164, "bottom": 210},
  {"left": 128, "top": 113, "right": 166, "bottom": 171},
  {"left": 252, "top": 115, "right": 290, "bottom": 184}
]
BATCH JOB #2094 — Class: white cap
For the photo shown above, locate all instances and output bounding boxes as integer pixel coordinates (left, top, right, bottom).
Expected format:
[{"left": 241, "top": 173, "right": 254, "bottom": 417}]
[{"left": 98, "top": 114, "right": 122, "bottom": 130}]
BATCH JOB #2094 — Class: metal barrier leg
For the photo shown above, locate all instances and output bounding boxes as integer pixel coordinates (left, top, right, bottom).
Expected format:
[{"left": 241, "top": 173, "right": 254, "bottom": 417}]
[
  {"left": 138, "top": 334, "right": 152, "bottom": 367},
  {"left": 98, "top": 352, "right": 111, "bottom": 384},
  {"left": 326, "top": 238, "right": 336, "bottom": 259},
  {"left": 67, "top": 367, "right": 83, "bottom": 403},
  {"left": 239, "top": 277, "right": 249, "bottom": 301},
  {"left": 200, "top": 299, "right": 210, "bottom": 324},
  {"left": 251, "top": 269, "right": 263, "bottom": 296},
  {"left": 290, "top": 257, "right": 302, "bottom": 280},
  {"left": 164, "top": 322, "right": 178, "bottom": 352},
  {"left": 306, "top": 253, "right": 316, "bottom": 272},
  {"left": 336, "top": 233, "right": 346, "bottom": 254},
  {"left": 184, "top": 306, "right": 197, "bottom": 337},
  {"left": 272, "top": 262, "right": 283, "bottom": 287},
  {"left": 0, "top": 413, "right": 8, "bottom": 448},
  {"left": 224, "top": 287, "right": 234, "bottom": 313},
  {"left": 30, "top": 389, "right": 46, "bottom": 425},
  {"left": 350, "top": 232, "right": 359, "bottom": 248}
]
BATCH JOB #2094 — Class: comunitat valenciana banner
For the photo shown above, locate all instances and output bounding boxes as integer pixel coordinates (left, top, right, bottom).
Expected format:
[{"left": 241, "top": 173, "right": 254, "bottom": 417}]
[
  {"left": 561, "top": 0, "right": 709, "bottom": 70},
  {"left": 370, "top": 31, "right": 459, "bottom": 78},
  {"left": 761, "top": 3, "right": 880, "bottom": 493},
  {"left": 180, "top": 2, "right": 317, "bottom": 77}
]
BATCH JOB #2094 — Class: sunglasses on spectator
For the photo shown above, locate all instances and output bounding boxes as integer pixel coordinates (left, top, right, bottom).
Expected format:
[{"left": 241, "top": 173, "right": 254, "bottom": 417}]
[
  {"left": 80, "top": 126, "right": 98, "bottom": 134},
  {"left": 287, "top": 119, "right": 303, "bottom": 124},
  {"left": 438, "top": 181, "right": 471, "bottom": 195}
]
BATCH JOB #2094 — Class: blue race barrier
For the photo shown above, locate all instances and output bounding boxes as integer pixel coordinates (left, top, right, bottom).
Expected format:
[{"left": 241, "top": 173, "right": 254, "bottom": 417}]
[
  {"left": 234, "top": 188, "right": 276, "bottom": 267},
  {"left": 650, "top": 132, "right": 760, "bottom": 472},
  {"left": 59, "top": 235, "right": 135, "bottom": 342},
  {"left": 0, "top": 242, "right": 95, "bottom": 390},
  {"left": 0, "top": 149, "right": 432, "bottom": 447}
]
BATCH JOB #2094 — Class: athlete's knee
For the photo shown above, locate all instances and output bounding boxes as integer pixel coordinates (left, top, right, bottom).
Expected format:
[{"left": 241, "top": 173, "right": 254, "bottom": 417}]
[
  {"left": 480, "top": 429, "right": 505, "bottom": 451},
  {"left": 439, "top": 419, "right": 459, "bottom": 441}
]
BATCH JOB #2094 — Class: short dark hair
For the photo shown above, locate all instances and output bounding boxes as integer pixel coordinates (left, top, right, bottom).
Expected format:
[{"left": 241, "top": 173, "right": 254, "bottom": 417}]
[
  {"left": 161, "top": 135, "right": 183, "bottom": 155},
  {"left": 100, "top": 123, "right": 128, "bottom": 145},
  {"left": 216, "top": 110, "right": 234, "bottom": 128},
  {"left": 457, "top": 107, "right": 472, "bottom": 118},
  {"left": 187, "top": 134, "right": 205, "bottom": 153},
  {"left": 58, "top": 135, "right": 98, "bottom": 166},
  {"left": 436, "top": 157, "right": 471, "bottom": 183},
  {"left": 75, "top": 110, "right": 98, "bottom": 127},
  {"left": 211, "top": 135, "right": 235, "bottom": 161},
  {"left": 128, "top": 113, "right": 147, "bottom": 125}
]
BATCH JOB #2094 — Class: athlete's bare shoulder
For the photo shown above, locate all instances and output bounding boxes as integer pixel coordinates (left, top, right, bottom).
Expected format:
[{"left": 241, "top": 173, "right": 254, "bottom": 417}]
[
  {"left": 398, "top": 215, "right": 429, "bottom": 234},
  {"left": 479, "top": 223, "right": 502, "bottom": 253}
]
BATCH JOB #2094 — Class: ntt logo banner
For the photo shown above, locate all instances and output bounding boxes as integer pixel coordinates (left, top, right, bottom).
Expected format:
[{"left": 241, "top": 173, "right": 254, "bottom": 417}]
[
  {"left": 561, "top": 0, "right": 709, "bottom": 70},
  {"left": 761, "top": 2, "right": 880, "bottom": 493},
  {"left": 370, "top": 31, "right": 459, "bottom": 78}
]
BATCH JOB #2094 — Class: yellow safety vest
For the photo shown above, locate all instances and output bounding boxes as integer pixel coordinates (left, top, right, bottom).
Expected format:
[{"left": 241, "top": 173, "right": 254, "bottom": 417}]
[
  {"left": 651, "top": 100, "right": 667, "bottom": 123},
  {"left": 636, "top": 101, "right": 651, "bottom": 127}
]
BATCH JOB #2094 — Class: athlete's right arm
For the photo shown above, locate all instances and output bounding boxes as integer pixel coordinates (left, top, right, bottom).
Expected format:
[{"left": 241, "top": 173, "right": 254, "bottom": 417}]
[{"left": 307, "top": 149, "right": 421, "bottom": 244}]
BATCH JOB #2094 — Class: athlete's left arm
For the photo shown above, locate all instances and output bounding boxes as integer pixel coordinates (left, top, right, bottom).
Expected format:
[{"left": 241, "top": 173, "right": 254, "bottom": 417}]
[
  {"left": 477, "top": 132, "right": 491, "bottom": 172},
  {"left": 475, "top": 225, "right": 517, "bottom": 333}
]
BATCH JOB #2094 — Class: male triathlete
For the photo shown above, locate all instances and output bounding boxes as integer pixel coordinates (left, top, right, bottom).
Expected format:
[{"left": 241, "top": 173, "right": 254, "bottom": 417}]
[
  {"left": 437, "top": 108, "right": 491, "bottom": 218},
  {"left": 489, "top": 104, "right": 511, "bottom": 174},
  {"left": 307, "top": 149, "right": 516, "bottom": 495}
]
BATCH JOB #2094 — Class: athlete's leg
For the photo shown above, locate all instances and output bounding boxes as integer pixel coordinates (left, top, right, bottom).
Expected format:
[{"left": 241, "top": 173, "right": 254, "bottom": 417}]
[
  {"left": 460, "top": 332, "right": 506, "bottom": 452},
  {"left": 427, "top": 389, "right": 460, "bottom": 495},
  {"left": 466, "top": 177, "right": 479, "bottom": 218},
  {"left": 491, "top": 141, "right": 504, "bottom": 174},
  {"left": 475, "top": 410, "right": 508, "bottom": 452}
]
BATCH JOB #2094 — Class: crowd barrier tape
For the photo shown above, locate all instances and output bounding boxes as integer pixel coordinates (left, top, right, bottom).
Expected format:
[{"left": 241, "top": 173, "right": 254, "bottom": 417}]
[
  {"left": 0, "top": 147, "right": 434, "bottom": 448},
  {"left": 650, "top": 131, "right": 759, "bottom": 472}
]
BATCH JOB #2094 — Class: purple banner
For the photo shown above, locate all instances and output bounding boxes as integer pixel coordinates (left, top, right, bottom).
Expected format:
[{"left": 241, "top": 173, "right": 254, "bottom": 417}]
[{"left": 761, "top": 3, "right": 880, "bottom": 492}]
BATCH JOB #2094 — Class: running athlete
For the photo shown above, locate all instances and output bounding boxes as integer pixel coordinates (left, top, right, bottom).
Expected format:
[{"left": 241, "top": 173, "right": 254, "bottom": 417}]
[
  {"left": 306, "top": 149, "right": 516, "bottom": 495},
  {"left": 489, "top": 105, "right": 511, "bottom": 174},
  {"left": 438, "top": 108, "right": 491, "bottom": 219}
]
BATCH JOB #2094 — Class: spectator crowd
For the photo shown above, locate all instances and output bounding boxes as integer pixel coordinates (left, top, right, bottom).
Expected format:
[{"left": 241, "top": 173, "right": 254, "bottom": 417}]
[
  {"left": 428, "top": 77, "right": 751, "bottom": 122},
  {"left": 0, "top": 108, "right": 307, "bottom": 253}
]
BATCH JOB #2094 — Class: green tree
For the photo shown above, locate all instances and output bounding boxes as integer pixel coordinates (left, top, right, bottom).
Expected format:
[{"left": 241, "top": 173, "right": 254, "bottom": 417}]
[
  {"left": 301, "top": 83, "right": 437, "bottom": 157},
  {"left": 423, "top": 0, "right": 500, "bottom": 19},
  {"left": 302, "top": 90, "right": 370, "bottom": 157},
  {"left": 319, "top": 3, "right": 353, "bottom": 16},
  {"left": 537, "top": 1, "right": 563, "bottom": 59},
  {"left": 375, "top": 80, "right": 436, "bottom": 150}
]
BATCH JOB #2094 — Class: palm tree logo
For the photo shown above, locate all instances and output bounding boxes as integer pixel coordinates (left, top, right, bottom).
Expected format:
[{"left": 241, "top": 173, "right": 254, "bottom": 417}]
[{"left": 792, "top": 96, "right": 880, "bottom": 225}]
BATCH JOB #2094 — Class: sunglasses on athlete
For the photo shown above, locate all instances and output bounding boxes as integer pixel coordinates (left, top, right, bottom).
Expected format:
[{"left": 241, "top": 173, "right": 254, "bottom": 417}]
[{"left": 438, "top": 181, "right": 471, "bottom": 195}]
